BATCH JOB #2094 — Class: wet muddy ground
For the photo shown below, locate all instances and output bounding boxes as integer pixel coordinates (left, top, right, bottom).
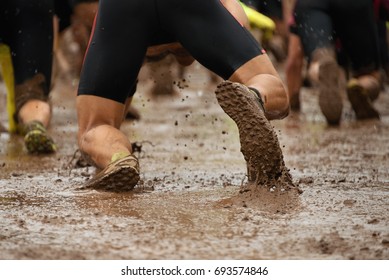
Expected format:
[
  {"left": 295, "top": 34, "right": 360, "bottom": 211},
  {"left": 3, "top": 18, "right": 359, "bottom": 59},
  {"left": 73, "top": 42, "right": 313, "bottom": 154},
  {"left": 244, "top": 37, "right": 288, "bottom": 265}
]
[{"left": 1, "top": 62, "right": 389, "bottom": 259}]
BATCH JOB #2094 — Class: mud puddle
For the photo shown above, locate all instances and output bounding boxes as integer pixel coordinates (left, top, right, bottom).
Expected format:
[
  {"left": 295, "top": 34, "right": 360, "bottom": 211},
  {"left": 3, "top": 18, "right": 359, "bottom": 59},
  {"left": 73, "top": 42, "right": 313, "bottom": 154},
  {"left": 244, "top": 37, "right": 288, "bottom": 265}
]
[{"left": 1, "top": 62, "right": 389, "bottom": 259}]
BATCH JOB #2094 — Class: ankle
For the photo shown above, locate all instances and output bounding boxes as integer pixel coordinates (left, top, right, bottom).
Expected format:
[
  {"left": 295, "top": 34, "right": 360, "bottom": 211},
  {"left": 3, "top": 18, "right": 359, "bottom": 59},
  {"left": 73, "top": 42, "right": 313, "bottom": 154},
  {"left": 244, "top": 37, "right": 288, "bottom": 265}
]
[
  {"left": 19, "top": 120, "right": 47, "bottom": 136},
  {"left": 248, "top": 87, "right": 265, "bottom": 112}
]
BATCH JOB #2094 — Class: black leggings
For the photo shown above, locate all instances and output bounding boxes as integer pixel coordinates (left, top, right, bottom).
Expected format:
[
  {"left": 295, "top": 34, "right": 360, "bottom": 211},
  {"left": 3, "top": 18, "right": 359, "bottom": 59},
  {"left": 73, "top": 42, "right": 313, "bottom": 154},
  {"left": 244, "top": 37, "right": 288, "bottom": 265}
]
[
  {"left": 0, "top": 0, "right": 54, "bottom": 88},
  {"left": 291, "top": 0, "right": 380, "bottom": 75},
  {"left": 78, "top": 0, "right": 264, "bottom": 103}
]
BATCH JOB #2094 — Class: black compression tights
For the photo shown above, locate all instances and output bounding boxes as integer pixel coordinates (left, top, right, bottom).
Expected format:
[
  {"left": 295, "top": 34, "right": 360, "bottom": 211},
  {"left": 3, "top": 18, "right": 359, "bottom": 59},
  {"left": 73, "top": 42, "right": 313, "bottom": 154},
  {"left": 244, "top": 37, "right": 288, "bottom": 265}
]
[
  {"left": 78, "top": 0, "right": 264, "bottom": 103},
  {"left": 0, "top": 0, "right": 54, "bottom": 90}
]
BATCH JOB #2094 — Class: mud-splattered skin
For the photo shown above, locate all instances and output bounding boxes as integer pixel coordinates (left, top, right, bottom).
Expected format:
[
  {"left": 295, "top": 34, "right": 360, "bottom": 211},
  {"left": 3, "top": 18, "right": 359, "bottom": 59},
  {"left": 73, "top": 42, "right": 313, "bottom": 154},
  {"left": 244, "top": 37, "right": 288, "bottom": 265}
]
[{"left": 215, "top": 81, "right": 293, "bottom": 187}]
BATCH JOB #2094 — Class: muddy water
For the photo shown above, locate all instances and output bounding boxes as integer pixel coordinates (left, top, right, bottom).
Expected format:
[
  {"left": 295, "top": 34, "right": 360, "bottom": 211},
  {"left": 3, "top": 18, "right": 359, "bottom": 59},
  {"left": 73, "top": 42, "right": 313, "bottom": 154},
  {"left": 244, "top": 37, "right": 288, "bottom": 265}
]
[{"left": 1, "top": 62, "right": 389, "bottom": 259}]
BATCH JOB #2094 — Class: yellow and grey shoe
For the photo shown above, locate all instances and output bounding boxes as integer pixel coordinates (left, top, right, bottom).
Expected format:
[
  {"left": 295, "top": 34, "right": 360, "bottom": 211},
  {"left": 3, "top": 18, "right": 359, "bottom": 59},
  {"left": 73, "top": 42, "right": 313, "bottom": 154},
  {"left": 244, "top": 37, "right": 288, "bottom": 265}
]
[
  {"left": 22, "top": 121, "right": 57, "bottom": 154},
  {"left": 83, "top": 154, "right": 140, "bottom": 191},
  {"left": 347, "top": 79, "right": 380, "bottom": 120}
]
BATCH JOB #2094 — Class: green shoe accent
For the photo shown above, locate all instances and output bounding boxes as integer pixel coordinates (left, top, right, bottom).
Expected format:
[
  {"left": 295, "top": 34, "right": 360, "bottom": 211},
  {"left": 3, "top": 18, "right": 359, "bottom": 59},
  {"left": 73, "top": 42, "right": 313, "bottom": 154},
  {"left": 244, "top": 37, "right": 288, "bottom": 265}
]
[
  {"left": 22, "top": 121, "right": 56, "bottom": 154},
  {"left": 19, "top": 120, "right": 46, "bottom": 136},
  {"left": 111, "top": 151, "right": 131, "bottom": 163}
]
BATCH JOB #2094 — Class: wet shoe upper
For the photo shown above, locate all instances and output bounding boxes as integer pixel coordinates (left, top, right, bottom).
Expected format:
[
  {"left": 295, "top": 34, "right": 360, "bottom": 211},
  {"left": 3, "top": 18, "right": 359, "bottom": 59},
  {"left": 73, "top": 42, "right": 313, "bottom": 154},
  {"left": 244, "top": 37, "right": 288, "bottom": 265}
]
[
  {"left": 83, "top": 154, "right": 140, "bottom": 191},
  {"left": 21, "top": 120, "right": 56, "bottom": 154},
  {"left": 347, "top": 79, "right": 380, "bottom": 120}
]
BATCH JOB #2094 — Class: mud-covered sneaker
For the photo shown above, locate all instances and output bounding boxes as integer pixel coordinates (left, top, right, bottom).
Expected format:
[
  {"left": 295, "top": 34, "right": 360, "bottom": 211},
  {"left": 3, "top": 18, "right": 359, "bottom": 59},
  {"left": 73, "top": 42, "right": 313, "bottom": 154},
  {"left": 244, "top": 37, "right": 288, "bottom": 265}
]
[
  {"left": 22, "top": 121, "right": 56, "bottom": 154},
  {"left": 215, "top": 81, "right": 286, "bottom": 184},
  {"left": 84, "top": 154, "right": 140, "bottom": 191},
  {"left": 347, "top": 79, "right": 380, "bottom": 120},
  {"left": 317, "top": 59, "right": 343, "bottom": 125}
]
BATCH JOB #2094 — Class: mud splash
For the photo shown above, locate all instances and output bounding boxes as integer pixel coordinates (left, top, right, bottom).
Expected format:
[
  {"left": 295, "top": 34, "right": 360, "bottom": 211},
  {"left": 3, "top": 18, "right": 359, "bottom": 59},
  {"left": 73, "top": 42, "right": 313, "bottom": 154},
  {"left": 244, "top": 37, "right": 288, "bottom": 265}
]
[{"left": 223, "top": 182, "right": 302, "bottom": 215}]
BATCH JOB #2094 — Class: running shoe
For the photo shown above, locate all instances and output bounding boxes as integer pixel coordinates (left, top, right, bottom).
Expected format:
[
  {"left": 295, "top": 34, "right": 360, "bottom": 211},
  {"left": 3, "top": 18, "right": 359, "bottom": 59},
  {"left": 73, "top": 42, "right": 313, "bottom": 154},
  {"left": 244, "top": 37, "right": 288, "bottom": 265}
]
[
  {"left": 317, "top": 59, "right": 343, "bottom": 125},
  {"left": 347, "top": 79, "right": 380, "bottom": 120},
  {"left": 22, "top": 121, "right": 57, "bottom": 154},
  {"left": 215, "top": 81, "right": 284, "bottom": 184},
  {"left": 83, "top": 154, "right": 140, "bottom": 191}
]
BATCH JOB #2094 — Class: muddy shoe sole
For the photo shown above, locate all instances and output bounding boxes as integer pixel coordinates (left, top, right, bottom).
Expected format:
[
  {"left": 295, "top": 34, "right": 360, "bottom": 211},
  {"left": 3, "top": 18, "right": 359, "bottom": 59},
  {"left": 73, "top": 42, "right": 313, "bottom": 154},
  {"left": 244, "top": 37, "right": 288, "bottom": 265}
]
[
  {"left": 347, "top": 81, "right": 380, "bottom": 120},
  {"left": 24, "top": 130, "right": 57, "bottom": 154},
  {"left": 215, "top": 81, "right": 284, "bottom": 184},
  {"left": 318, "top": 59, "right": 343, "bottom": 125},
  {"left": 84, "top": 155, "right": 140, "bottom": 191}
]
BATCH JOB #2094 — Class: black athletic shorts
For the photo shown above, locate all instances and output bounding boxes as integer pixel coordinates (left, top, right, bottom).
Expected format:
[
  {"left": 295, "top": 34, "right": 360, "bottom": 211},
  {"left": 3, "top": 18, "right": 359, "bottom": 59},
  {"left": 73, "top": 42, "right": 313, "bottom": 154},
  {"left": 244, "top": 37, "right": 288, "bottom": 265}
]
[
  {"left": 78, "top": 0, "right": 264, "bottom": 103},
  {"left": 0, "top": 0, "right": 54, "bottom": 87},
  {"left": 290, "top": 0, "right": 380, "bottom": 75}
]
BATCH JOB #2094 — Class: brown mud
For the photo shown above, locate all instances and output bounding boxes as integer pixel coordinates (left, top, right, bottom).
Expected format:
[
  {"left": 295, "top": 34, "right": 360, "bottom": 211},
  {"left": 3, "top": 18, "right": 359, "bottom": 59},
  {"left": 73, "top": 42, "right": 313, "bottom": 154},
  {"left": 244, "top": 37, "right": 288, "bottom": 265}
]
[{"left": 1, "top": 62, "right": 389, "bottom": 259}]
